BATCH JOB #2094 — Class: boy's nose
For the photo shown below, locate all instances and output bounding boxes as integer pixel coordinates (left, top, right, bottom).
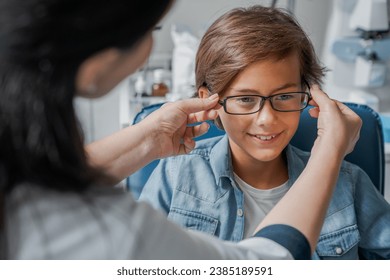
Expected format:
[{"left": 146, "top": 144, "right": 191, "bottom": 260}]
[{"left": 255, "top": 100, "right": 277, "bottom": 126}]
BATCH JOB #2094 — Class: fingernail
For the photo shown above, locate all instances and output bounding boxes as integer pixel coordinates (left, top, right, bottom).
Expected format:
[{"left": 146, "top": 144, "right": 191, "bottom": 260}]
[{"left": 208, "top": 93, "right": 219, "bottom": 100}]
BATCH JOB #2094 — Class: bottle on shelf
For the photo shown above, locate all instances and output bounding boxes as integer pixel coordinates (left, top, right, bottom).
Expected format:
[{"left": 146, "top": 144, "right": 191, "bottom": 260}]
[
  {"left": 134, "top": 75, "right": 148, "bottom": 97},
  {"left": 151, "top": 69, "right": 169, "bottom": 97}
]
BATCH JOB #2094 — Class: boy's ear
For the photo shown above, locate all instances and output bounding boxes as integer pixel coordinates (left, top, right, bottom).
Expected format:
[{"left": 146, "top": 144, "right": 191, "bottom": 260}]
[{"left": 197, "top": 86, "right": 210, "bottom": 99}]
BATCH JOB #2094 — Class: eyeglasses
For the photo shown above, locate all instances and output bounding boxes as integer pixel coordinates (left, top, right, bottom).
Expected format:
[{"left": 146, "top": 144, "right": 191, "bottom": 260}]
[{"left": 218, "top": 92, "right": 311, "bottom": 115}]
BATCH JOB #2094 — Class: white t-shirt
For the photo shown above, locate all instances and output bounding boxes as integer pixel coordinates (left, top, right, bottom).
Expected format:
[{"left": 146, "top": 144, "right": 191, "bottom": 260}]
[{"left": 234, "top": 173, "right": 289, "bottom": 238}]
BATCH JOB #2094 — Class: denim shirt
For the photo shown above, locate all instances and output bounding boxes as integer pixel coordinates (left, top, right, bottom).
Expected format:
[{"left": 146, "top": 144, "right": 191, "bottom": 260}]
[{"left": 140, "top": 135, "right": 390, "bottom": 259}]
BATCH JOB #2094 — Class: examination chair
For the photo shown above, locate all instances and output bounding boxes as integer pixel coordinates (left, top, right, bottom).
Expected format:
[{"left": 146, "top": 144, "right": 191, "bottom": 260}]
[{"left": 127, "top": 102, "right": 385, "bottom": 199}]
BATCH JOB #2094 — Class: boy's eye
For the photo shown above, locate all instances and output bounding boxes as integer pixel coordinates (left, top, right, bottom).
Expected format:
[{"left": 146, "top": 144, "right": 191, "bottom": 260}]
[
  {"left": 235, "top": 96, "right": 257, "bottom": 103},
  {"left": 275, "top": 94, "right": 294, "bottom": 101}
]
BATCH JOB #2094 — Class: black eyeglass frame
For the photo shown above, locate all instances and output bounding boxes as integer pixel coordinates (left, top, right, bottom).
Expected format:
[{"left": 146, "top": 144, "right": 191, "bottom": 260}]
[{"left": 217, "top": 91, "right": 312, "bottom": 115}]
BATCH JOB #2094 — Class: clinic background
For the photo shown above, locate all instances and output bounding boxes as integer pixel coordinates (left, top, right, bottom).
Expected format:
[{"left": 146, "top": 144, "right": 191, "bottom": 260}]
[{"left": 74, "top": 0, "right": 390, "bottom": 202}]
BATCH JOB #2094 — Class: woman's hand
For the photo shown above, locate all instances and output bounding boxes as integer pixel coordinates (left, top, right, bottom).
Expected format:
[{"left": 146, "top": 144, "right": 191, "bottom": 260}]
[
  {"left": 142, "top": 94, "right": 220, "bottom": 159},
  {"left": 308, "top": 85, "right": 362, "bottom": 158},
  {"left": 85, "top": 94, "right": 220, "bottom": 182}
]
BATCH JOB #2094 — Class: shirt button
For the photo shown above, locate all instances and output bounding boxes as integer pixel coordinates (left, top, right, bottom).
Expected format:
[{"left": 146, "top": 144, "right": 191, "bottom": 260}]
[
  {"left": 237, "top": 209, "right": 244, "bottom": 217},
  {"left": 335, "top": 247, "right": 343, "bottom": 255}
]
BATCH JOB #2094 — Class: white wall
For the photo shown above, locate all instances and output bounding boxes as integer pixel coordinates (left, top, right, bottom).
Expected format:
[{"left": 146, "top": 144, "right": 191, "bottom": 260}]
[{"left": 153, "top": 0, "right": 331, "bottom": 58}]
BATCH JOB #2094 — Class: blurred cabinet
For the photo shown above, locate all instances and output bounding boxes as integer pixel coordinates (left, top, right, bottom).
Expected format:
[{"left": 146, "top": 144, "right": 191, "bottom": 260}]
[{"left": 75, "top": 78, "right": 130, "bottom": 144}]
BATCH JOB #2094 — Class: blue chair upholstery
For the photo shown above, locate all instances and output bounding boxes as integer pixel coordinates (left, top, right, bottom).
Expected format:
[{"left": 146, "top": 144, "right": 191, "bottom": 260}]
[{"left": 127, "top": 102, "right": 385, "bottom": 198}]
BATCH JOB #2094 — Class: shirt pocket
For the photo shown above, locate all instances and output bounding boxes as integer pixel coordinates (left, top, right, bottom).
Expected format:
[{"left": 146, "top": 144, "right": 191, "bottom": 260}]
[
  {"left": 315, "top": 224, "right": 360, "bottom": 259},
  {"left": 168, "top": 207, "right": 219, "bottom": 236}
]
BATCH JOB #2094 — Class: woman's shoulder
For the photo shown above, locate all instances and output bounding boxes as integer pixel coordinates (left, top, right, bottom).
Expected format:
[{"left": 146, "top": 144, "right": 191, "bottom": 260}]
[
  {"left": 7, "top": 183, "right": 137, "bottom": 223},
  {"left": 7, "top": 183, "right": 145, "bottom": 259}
]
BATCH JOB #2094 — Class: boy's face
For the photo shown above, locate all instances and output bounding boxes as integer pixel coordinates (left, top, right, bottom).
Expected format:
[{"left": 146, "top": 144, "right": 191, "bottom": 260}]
[{"left": 218, "top": 53, "right": 302, "bottom": 167}]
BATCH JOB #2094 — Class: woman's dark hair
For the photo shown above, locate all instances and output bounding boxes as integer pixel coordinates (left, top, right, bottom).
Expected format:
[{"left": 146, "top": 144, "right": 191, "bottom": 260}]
[
  {"left": 0, "top": 0, "right": 173, "bottom": 258},
  {"left": 195, "top": 5, "right": 326, "bottom": 129},
  {"left": 0, "top": 0, "right": 173, "bottom": 191}
]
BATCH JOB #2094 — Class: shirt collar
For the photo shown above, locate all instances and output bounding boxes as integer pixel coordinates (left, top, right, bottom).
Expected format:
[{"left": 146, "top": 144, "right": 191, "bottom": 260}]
[{"left": 209, "top": 135, "right": 234, "bottom": 184}]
